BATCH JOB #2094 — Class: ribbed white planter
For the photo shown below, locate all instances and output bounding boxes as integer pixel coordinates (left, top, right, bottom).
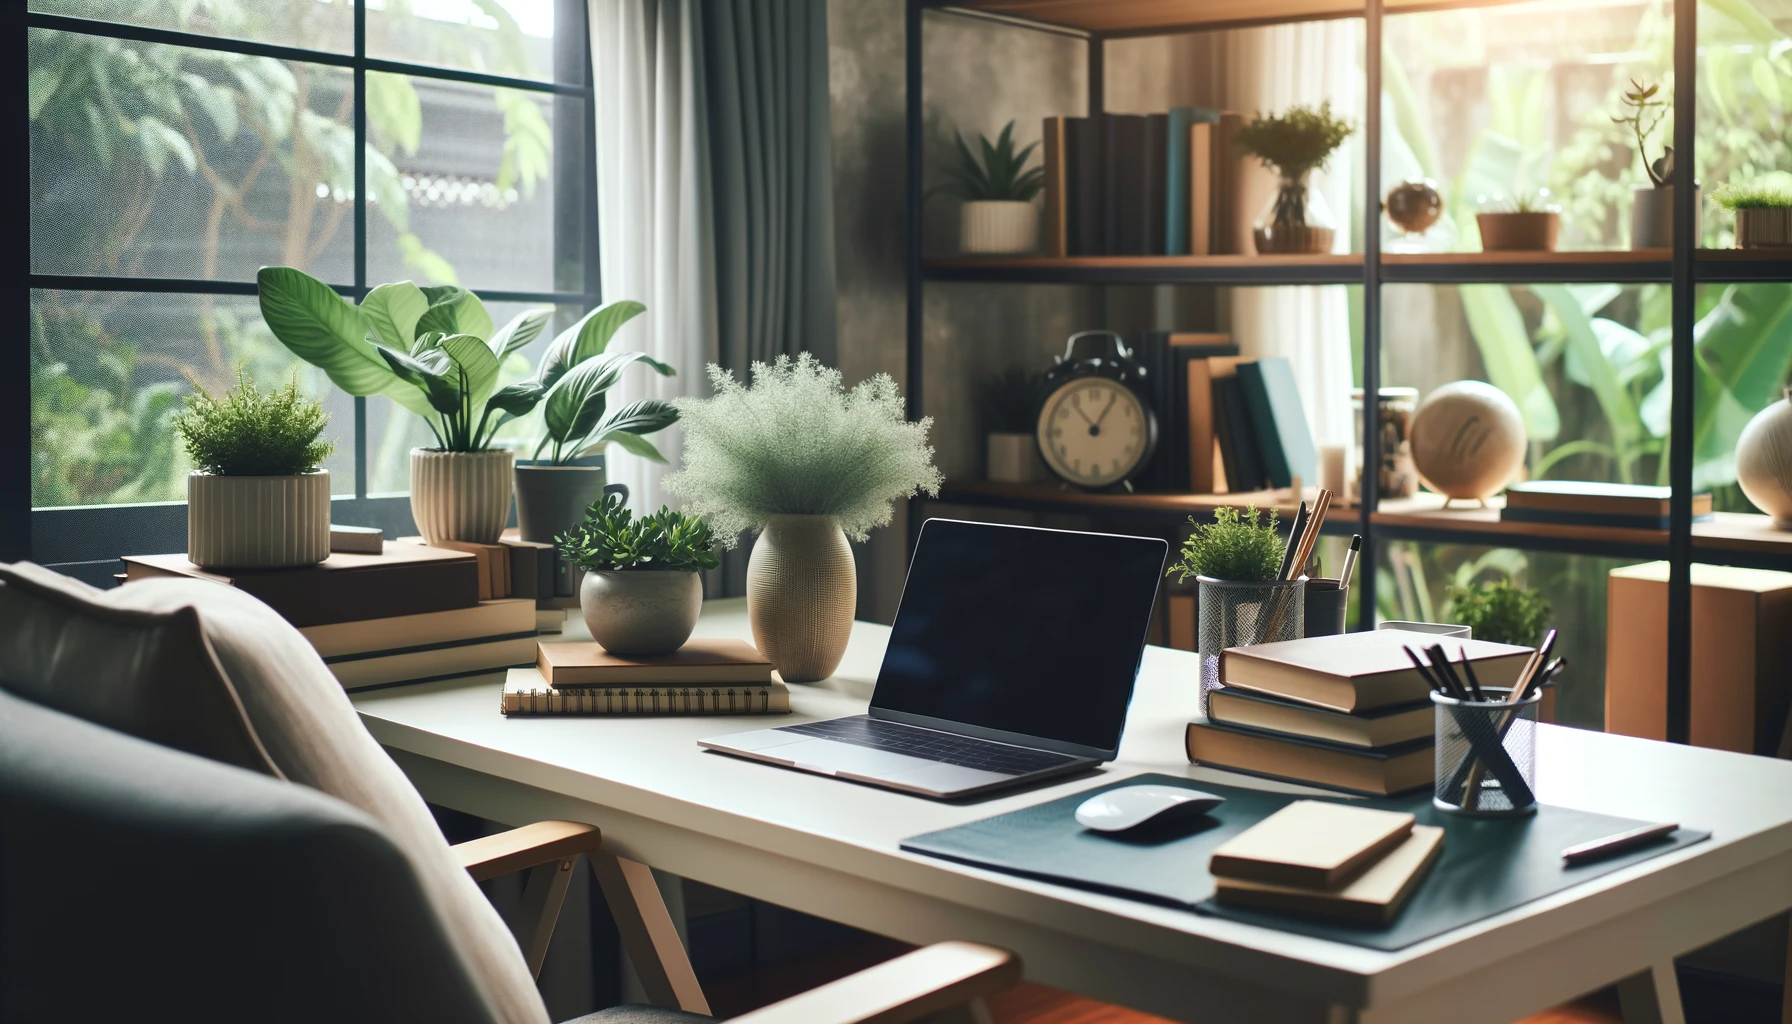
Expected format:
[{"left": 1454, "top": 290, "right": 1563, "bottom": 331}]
[
  {"left": 960, "top": 200, "right": 1038, "bottom": 254},
  {"left": 187, "top": 470, "right": 330, "bottom": 569},
  {"left": 1736, "top": 207, "right": 1792, "bottom": 249},
  {"left": 410, "top": 448, "right": 515, "bottom": 545}
]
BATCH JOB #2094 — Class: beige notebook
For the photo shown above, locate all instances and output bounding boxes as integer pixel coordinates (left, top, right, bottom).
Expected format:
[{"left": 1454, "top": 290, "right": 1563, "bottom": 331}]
[
  {"left": 1214, "top": 825, "right": 1444, "bottom": 925},
  {"left": 539, "top": 638, "right": 774, "bottom": 687},
  {"left": 1209, "top": 800, "right": 1415, "bottom": 889}
]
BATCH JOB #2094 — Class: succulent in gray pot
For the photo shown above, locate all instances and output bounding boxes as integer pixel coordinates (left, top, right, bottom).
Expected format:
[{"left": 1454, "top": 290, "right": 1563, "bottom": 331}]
[
  {"left": 175, "top": 372, "right": 336, "bottom": 569},
  {"left": 560, "top": 493, "right": 718, "bottom": 655}
]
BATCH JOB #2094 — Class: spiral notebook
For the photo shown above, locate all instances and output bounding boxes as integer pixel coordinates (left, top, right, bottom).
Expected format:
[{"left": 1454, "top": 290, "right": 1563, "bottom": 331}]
[{"left": 501, "top": 667, "right": 790, "bottom": 716}]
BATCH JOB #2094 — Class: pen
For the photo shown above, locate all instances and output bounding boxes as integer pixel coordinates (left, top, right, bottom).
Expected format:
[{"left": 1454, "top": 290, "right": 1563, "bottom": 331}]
[
  {"left": 1405, "top": 646, "right": 1446, "bottom": 695},
  {"left": 1459, "top": 647, "right": 1486, "bottom": 702},
  {"left": 1426, "top": 644, "right": 1467, "bottom": 699},
  {"left": 1277, "top": 501, "right": 1309, "bottom": 581},
  {"left": 1339, "top": 535, "right": 1362, "bottom": 589},
  {"left": 1561, "top": 822, "right": 1679, "bottom": 865}
]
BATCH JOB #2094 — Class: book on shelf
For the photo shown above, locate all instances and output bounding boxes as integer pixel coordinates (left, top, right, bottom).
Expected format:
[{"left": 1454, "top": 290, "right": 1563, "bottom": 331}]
[
  {"left": 1209, "top": 799, "right": 1416, "bottom": 889},
  {"left": 499, "top": 532, "right": 558, "bottom": 602},
  {"left": 1212, "top": 372, "right": 1269, "bottom": 493},
  {"left": 1042, "top": 116, "right": 1070, "bottom": 257},
  {"left": 1214, "top": 825, "right": 1444, "bottom": 925},
  {"left": 538, "top": 638, "right": 775, "bottom": 687},
  {"left": 1165, "top": 107, "right": 1219, "bottom": 256},
  {"left": 1185, "top": 719, "right": 1435, "bottom": 796},
  {"left": 502, "top": 667, "right": 790, "bottom": 716},
  {"left": 1220, "top": 628, "right": 1533, "bottom": 714},
  {"left": 1136, "top": 333, "right": 1238, "bottom": 492},
  {"left": 1102, "top": 113, "right": 1149, "bottom": 255},
  {"left": 1186, "top": 120, "right": 1215, "bottom": 257},
  {"left": 1143, "top": 112, "right": 1170, "bottom": 257},
  {"left": 1206, "top": 687, "right": 1433, "bottom": 749},
  {"left": 327, "top": 633, "right": 538, "bottom": 692},
  {"left": 299, "top": 598, "right": 538, "bottom": 660},
  {"left": 1237, "top": 357, "right": 1318, "bottom": 490},
  {"left": 1501, "top": 481, "right": 1713, "bottom": 530},
  {"left": 120, "top": 547, "right": 480, "bottom": 628},
  {"left": 1223, "top": 113, "right": 1277, "bottom": 255},
  {"left": 1066, "top": 115, "right": 1101, "bottom": 256}
]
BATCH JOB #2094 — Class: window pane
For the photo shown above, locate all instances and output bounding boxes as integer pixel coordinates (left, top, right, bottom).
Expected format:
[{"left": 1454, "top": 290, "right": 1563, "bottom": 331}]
[
  {"left": 32, "top": 289, "right": 355, "bottom": 508},
  {"left": 29, "top": 29, "right": 356, "bottom": 283},
  {"left": 30, "top": 0, "right": 355, "bottom": 53},
  {"left": 367, "top": 0, "right": 559, "bottom": 83},
  {"left": 1693, "top": 282, "right": 1792, "bottom": 515},
  {"left": 365, "top": 76, "right": 577, "bottom": 292}
]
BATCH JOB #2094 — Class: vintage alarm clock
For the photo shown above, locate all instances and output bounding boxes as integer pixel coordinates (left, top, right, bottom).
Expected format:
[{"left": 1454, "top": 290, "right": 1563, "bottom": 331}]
[{"left": 1035, "top": 330, "right": 1158, "bottom": 490}]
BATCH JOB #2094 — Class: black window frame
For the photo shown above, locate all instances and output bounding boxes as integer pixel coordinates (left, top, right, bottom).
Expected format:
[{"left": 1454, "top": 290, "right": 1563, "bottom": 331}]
[{"left": 12, "top": 1, "right": 601, "bottom": 583}]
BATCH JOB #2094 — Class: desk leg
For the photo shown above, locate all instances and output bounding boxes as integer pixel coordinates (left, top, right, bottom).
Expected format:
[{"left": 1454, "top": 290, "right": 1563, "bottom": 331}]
[{"left": 1615, "top": 960, "right": 1686, "bottom": 1024}]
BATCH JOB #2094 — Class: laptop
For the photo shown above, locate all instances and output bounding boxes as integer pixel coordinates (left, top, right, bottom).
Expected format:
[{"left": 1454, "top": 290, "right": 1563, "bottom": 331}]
[{"left": 698, "top": 519, "right": 1168, "bottom": 799}]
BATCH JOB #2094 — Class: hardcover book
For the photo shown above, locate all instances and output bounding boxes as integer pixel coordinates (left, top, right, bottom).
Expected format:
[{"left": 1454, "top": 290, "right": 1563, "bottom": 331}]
[
  {"left": 1214, "top": 825, "right": 1444, "bottom": 925},
  {"left": 1219, "top": 628, "right": 1532, "bottom": 713},
  {"left": 1102, "top": 113, "right": 1149, "bottom": 255},
  {"left": 328, "top": 634, "right": 538, "bottom": 692},
  {"left": 1237, "top": 357, "right": 1318, "bottom": 490},
  {"left": 1185, "top": 719, "right": 1436, "bottom": 796},
  {"left": 1066, "top": 116, "right": 1102, "bottom": 255},
  {"left": 121, "top": 546, "right": 481, "bottom": 628},
  {"left": 538, "top": 638, "right": 774, "bottom": 687},
  {"left": 1042, "top": 115, "right": 1070, "bottom": 257},
  {"left": 1206, "top": 687, "right": 1433, "bottom": 749},
  {"left": 1209, "top": 799, "right": 1415, "bottom": 888},
  {"left": 299, "top": 598, "right": 538, "bottom": 659}
]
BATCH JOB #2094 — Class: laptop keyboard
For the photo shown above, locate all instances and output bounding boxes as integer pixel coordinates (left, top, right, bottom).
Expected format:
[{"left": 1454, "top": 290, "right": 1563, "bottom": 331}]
[{"left": 777, "top": 717, "right": 1080, "bottom": 776}]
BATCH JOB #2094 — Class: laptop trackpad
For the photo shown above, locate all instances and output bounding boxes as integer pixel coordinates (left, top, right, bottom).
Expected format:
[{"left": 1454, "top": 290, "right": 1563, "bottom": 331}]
[
  {"left": 875, "top": 760, "right": 1014, "bottom": 792},
  {"left": 762, "top": 738, "right": 933, "bottom": 776}
]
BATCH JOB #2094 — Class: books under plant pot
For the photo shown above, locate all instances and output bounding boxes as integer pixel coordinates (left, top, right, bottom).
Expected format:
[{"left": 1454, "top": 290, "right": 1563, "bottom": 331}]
[
  {"left": 175, "top": 373, "right": 335, "bottom": 569},
  {"left": 560, "top": 494, "right": 718, "bottom": 655},
  {"left": 1714, "top": 184, "right": 1792, "bottom": 250},
  {"left": 666, "top": 354, "right": 942, "bottom": 682},
  {"left": 937, "top": 121, "right": 1043, "bottom": 255},
  {"left": 1232, "top": 102, "right": 1354, "bottom": 255},
  {"left": 1168, "top": 506, "right": 1305, "bottom": 715}
]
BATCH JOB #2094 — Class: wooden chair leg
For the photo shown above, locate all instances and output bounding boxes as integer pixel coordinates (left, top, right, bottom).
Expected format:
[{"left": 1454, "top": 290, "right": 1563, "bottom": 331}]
[
  {"left": 589, "top": 852, "right": 711, "bottom": 1016},
  {"left": 1615, "top": 960, "right": 1686, "bottom": 1024},
  {"left": 512, "top": 857, "right": 577, "bottom": 979}
]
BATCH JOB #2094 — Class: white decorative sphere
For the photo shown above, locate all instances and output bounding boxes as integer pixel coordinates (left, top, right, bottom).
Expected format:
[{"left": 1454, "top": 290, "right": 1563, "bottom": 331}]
[
  {"left": 1410, "top": 380, "right": 1527, "bottom": 503},
  {"left": 1737, "top": 391, "right": 1792, "bottom": 529}
]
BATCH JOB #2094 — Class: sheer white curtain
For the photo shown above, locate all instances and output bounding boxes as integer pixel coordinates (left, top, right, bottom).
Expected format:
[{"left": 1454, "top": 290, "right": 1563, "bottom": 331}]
[
  {"left": 589, "top": 0, "right": 717, "bottom": 513},
  {"left": 1225, "top": 20, "right": 1361, "bottom": 451}
]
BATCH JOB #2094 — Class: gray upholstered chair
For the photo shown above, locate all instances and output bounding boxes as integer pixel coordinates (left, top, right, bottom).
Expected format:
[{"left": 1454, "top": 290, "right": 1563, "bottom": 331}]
[{"left": 0, "top": 562, "right": 1018, "bottom": 1024}]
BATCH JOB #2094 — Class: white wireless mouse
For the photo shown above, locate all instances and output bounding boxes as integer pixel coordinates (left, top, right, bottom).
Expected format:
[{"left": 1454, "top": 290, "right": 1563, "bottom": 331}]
[{"left": 1074, "top": 784, "right": 1226, "bottom": 833}]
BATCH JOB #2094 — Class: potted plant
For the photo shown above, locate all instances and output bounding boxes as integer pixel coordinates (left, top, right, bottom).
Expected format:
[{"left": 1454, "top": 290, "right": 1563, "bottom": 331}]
[
  {"left": 1232, "top": 101, "right": 1355, "bottom": 255},
  {"left": 174, "top": 372, "right": 335, "bottom": 569},
  {"left": 1713, "top": 183, "right": 1792, "bottom": 249},
  {"left": 978, "top": 366, "right": 1046, "bottom": 483},
  {"left": 1445, "top": 577, "right": 1551, "bottom": 646},
  {"left": 256, "top": 267, "right": 672, "bottom": 545},
  {"left": 936, "top": 120, "right": 1044, "bottom": 255},
  {"left": 1167, "top": 506, "right": 1304, "bottom": 713},
  {"left": 1475, "top": 190, "right": 1561, "bottom": 252},
  {"left": 1614, "top": 79, "right": 1697, "bottom": 249},
  {"left": 559, "top": 493, "right": 718, "bottom": 654},
  {"left": 665, "top": 354, "right": 942, "bottom": 681}
]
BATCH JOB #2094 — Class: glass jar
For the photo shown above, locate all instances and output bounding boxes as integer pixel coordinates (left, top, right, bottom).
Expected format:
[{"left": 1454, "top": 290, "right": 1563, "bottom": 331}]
[
  {"left": 1352, "top": 387, "right": 1420, "bottom": 500},
  {"left": 1252, "top": 172, "right": 1337, "bottom": 255}
]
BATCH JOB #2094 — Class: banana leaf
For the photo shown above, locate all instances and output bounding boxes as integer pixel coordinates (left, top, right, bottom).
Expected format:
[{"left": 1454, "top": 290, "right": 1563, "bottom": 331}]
[{"left": 1687, "top": 282, "right": 1792, "bottom": 489}]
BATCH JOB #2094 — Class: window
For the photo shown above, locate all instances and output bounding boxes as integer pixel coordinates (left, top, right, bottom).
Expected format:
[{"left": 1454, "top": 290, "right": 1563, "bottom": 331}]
[{"left": 21, "top": 0, "right": 597, "bottom": 583}]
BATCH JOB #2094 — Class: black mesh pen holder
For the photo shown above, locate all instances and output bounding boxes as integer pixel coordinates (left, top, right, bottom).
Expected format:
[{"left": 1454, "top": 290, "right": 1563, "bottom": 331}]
[{"left": 1432, "top": 686, "right": 1541, "bottom": 817}]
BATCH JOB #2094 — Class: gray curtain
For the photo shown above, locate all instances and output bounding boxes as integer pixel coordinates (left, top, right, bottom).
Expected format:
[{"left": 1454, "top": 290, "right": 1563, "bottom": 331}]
[{"left": 702, "top": 0, "right": 838, "bottom": 373}]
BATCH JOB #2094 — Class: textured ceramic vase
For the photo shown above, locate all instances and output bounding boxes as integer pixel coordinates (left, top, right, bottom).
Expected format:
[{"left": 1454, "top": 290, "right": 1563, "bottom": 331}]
[
  {"left": 187, "top": 470, "right": 330, "bottom": 569},
  {"left": 960, "top": 200, "right": 1038, "bottom": 254},
  {"left": 410, "top": 448, "right": 514, "bottom": 545},
  {"left": 514, "top": 464, "right": 628, "bottom": 544},
  {"left": 747, "top": 514, "right": 856, "bottom": 682},
  {"left": 1409, "top": 381, "right": 1527, "bottom": 506},
  {"left": 579, "top": 569, "right": 703, "bottom": 655},
  {"left": 1736, "top": 207, "right": 1792, "bottom": 249},
  {"left": 1737, "top": 388, "right": 1792, "bottom": 529},
  {"left": 1630, "top": 184, "right": 1699, "bottom": 249}
]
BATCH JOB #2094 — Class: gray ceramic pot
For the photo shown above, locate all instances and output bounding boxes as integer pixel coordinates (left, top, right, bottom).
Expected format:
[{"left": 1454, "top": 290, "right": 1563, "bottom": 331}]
[
  {"left": 579, "top": 569, "right": 703, "bottom": 655},
  {"left": 514, "top": 464, "right": 628, "bottom": 543}
]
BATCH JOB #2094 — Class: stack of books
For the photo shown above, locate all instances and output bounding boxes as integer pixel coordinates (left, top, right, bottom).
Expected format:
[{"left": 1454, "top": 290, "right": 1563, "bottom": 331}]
[
  {"left": 123, "top": 543, "right": 540, "bottom": 692},
  {"left": 503, "top": 638, "right": 791, "bottom": 716},
  {"left": 402, "top": 532, "right": 581, "bottom": 630},
  {"left": 1500, "top": 481, "right": 1712, "bottom": 530},
  {"left": 1209, "top": 800, "right": 1444, "bottom": 924},
  {"left": 1132, "top": 341, "right": 1318, "bottom": 496},
  {"left": 1185, "top": 629, "right": 1533, "bottom": 796}
]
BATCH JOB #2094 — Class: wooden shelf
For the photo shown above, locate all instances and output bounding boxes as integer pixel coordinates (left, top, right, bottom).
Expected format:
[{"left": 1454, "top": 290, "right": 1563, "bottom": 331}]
[
  {"left": 922, "top": 254, "right": 1361, "bottom": 287},
  {"left": 1693, "top": 513, "right": 1792, "bottom": 566},
  {"left": 1694, "top": 249, "right": 1792, "bottom": 283},
  {"left": 939, "top": 0, "right": 1537, "bottom": 37},
  {"left": 1381, "top": 249, "right": 1670, "bottom": 284},
  {"left": 1371, "top": 493, "right": 1668, "bottom": 556},
  {"left": 932, "top": 479, "right": 1358, "bottom": 528}
]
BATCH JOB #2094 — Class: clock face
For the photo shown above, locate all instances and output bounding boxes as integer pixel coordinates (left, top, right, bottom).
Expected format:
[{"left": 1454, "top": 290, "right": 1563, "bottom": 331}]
[{"left": 1036, "top": 376, "right": 1152, "bottom": 488}]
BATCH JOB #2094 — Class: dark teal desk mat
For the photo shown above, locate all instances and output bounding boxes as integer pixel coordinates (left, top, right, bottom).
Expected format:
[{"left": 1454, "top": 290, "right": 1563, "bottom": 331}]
[{"left": 900, "top": 773, "right": 1708, "bottom": 950}]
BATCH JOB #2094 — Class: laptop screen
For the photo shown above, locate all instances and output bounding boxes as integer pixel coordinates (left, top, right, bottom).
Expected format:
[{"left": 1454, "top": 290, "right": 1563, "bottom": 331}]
[{"left": 870, "top": 519, "right": 1168, "bottom": 757}]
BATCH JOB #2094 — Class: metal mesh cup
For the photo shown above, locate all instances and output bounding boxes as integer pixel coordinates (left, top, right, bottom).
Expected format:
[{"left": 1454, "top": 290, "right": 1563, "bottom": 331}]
[
  {"left": 1432, "top": 687, "right": 1541, "bottom": 816},
  {"left": 1197, "top": 576, "right": 1305, "bottom": 715}
]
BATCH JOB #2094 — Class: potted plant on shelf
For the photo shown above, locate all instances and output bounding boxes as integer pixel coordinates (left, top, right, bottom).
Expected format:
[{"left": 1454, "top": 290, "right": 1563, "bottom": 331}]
[
  {"left": 1232, "top": 101, "right": 1355, "bottom": 255},
  {"left": 1475, "top": 189, "right": 1561, "bottom": 252},
  {"left": 559, "top": 493, "right": 718, "bottom": 654},
  {"left": 936, "top": 120, "right": 1044, "bottom": 255},
  {"left": 666, "top": 354, "right": 942, "bottom": 681},
  {"left": 256, "top": 267, "right": 672, "bottom": 545},
  {"left": 1166, "top": 506, "right": 1303, "bottom": 713},
  {"left": 1445, "top": 577, "right": 1550, "bottom": 646},
  {"left": 1713, "top": 183, "right": 1792, "bottom": 249},
  {"left": 978, "top": 365, "right": 1046, "bottom": 483},
  {"left": 1614, "top": 79, "right": 1697, "bottom": 249},
  {"left": 174, "top": 372, "right": 335, "bottom": 569}
]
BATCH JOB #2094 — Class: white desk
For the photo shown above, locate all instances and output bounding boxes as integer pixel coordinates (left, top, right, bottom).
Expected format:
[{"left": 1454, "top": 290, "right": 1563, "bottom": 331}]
[{"left": 354, "top": 599, "right": 1792, "bottom": 1024}]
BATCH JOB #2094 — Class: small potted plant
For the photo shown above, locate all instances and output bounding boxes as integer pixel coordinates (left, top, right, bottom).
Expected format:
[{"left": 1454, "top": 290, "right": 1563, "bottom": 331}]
[
  {"left": 1614, "top": 79, "right": 1697, "bottom": 249},
  {"left": 1446, "top": 577, "right": 1550, "bottom": 646},
  {"left": 978, "top": 366, "right": 1046, "bottom": 483},
  {"left": 1232, "top": 101, "right": 1355, "bottom": 255},
  {"left": 666, "top": 354, "right": 942, "bottom": 681},
  {"left": 560, "top": 493, "right": 718, "bottom": 655},
  {"left": 1713, "top": 183, "right": 1792, "bottom": 249},
  {"left": 1166, "top": 506, "right": 1303, "bottom": 712},
  {"left": 936, "top": 120, "right": 1044, "bottom": 254},
  {"left": 1475, "top": 189, "right": 1561, "bottom": 252},
  {"left": 174, "top": 372, "right": 336, "bottom": 569}
]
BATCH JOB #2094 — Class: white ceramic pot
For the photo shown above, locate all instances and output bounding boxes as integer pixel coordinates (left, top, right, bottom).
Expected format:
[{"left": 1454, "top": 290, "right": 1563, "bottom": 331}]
[
  {"left": 579, "top": 569, "right": 703, "bottom": 655},
  {"left": 986, "top": 432, "right": 1047, "bottom": 483},
  {"left": 1630, "top": 183, "right": 1699, "bottom": 249},
  {"left": 1735, "top": 207, "right": 1792, "bottom": 249},
  {"left": 1737, "top": 388, "right": 1792, "bottom": 529},
  {"left": 747, "top": 514, "right": 856, "bottom": 682},
  {"left": 410, "top": 448, "right": 515, "bottom": 545},
  {"left": 960, "top": 200, "right": 1038, "bottom": 255},
  {"left": 187, "top": 470, "right": 331, "bottom": 569}
]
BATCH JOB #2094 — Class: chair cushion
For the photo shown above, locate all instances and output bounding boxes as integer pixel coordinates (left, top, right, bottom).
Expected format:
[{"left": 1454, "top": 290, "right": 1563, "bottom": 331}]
[
  {"left": 561, "top": 1008, "right": 711, "bottom": 1023},
  {"left": 0, "top": 562, "right": 552, "bottom": 1024}
]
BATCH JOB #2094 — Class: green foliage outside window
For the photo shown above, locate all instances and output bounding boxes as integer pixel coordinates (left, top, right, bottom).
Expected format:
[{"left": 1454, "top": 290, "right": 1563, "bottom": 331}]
[{"left": 1445, "top": 577, "right": 1552, "bottom": 647}]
